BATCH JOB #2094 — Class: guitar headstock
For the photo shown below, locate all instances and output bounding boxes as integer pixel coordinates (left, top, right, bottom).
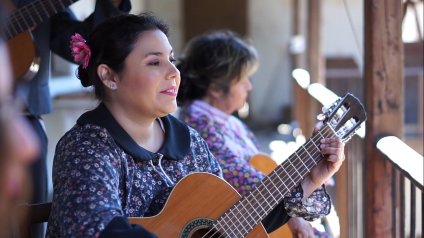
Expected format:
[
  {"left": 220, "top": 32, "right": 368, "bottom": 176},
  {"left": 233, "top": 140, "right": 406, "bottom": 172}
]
[{"left": 321, "top": 93, "right": 367, "bottom": 142}]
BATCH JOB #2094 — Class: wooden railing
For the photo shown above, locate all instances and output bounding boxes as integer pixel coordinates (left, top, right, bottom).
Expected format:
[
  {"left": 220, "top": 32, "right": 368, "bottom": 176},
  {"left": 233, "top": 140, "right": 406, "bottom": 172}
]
[
  {"left": 294, "top": 74, "right": 423, "bottom": 237},
  {"left": 377, "top": 136, "right": 423, "bottom": 238}
]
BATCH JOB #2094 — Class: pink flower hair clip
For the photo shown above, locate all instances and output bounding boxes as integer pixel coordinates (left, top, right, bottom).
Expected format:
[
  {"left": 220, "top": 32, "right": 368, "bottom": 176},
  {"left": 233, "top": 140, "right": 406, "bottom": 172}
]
[{"left": 70, "top": 33, "right": 91, "bottom": 69}]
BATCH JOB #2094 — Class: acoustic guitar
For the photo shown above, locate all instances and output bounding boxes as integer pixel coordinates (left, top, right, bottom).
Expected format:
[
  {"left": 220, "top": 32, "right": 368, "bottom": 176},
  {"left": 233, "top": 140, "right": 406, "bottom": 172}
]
[
  {"left": 128, "top": 93, "right": 367, "bottom": 237},
  {"left": 2, "top": 0, "right": 80, "bottom": 82}
]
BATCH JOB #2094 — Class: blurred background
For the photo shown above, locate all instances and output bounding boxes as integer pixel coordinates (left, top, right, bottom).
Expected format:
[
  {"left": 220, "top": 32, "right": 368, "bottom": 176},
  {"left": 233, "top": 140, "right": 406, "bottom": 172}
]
[{"left": 44, "top": 0, "right": 423, "bottom": 237}]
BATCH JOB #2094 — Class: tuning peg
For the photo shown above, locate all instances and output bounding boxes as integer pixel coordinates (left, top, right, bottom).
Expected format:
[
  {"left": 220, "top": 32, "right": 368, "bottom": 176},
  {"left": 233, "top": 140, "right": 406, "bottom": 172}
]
[
  {"left": 322, "top": 106, "right": 329, "bottom": 113},
  {"left": 317, "top": 113, "right": 326, "bottom": 121}
]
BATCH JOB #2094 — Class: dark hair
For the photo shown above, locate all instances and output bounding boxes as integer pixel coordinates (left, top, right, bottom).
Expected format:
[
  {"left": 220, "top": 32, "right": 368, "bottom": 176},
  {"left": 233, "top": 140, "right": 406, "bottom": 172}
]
[
  {"left": 176, "top": 30, "right": 258, "bottom": 106},
  {"left": 77, "top": 13, "right": 170, "bottom": 101}
]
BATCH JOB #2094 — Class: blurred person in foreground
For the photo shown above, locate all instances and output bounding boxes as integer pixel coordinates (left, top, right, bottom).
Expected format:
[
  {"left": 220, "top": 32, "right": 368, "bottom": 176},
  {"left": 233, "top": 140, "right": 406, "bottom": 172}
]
[
  {"left": 0, "top": 32, "right": 39, "bottom": 238},
  {"left": 6, "top": 1, "right": 131, "bottom": 236},
  {"left": 177, "top": 31, "right": 340, "bottom": 238}
]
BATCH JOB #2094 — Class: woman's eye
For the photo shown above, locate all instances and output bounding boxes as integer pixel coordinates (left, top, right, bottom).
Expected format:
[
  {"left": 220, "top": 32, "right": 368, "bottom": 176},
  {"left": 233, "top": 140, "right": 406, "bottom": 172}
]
[
  {"left": 170, "top": 58, "right": 177, "bottom": 64},
  {"left": 148, "top": 60, "right": 160, "bottom": 66}
]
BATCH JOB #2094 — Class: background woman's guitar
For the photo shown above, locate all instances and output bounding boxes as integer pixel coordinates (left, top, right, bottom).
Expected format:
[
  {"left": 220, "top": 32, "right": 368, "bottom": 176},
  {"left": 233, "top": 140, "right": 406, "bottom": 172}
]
[
  {"left": 128, "top": 93, "right": 367, "bottom": 237},
  {"left": 1, "top": 0, "right": 79, "bottom": 82}
]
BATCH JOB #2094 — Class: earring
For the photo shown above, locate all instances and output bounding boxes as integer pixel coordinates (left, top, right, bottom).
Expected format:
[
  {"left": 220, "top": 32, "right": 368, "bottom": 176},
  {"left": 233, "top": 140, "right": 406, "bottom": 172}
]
[{"left": 110, "top": 83, "right": 116, "bottom": 89}]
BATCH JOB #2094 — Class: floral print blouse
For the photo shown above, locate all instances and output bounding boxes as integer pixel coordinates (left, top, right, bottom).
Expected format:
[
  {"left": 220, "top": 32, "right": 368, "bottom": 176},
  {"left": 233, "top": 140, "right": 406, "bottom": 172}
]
[
  {"left": 46, "top": 103, "right": 317, "bottom": 237},
  {"left": 179, "top": 100, "right": 331, "bottom": 219}
]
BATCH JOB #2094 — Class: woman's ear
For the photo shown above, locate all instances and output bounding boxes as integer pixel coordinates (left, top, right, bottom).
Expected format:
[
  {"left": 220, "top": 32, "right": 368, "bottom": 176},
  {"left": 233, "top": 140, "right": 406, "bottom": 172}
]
[
  {"left": 208, "top": 82, "right": 224, "bottom": 99},
  {"left": 97, "top": 64, "right": 118, "bottom": 90}
]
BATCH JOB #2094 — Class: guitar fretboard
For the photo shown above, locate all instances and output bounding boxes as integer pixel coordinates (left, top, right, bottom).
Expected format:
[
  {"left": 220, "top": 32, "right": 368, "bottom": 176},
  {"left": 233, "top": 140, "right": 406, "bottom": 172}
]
[
  {"left": 210, "top": 124, "right": 336, "bottom": 237},
  {"left": 2, "top": 0, "right": 79, "bottom": 41}
]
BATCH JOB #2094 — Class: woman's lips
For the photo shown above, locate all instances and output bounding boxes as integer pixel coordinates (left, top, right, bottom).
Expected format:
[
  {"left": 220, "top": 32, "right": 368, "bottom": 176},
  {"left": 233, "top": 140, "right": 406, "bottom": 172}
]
[{"left": 160, "top": 87, "right": 178, "bottom": 96}]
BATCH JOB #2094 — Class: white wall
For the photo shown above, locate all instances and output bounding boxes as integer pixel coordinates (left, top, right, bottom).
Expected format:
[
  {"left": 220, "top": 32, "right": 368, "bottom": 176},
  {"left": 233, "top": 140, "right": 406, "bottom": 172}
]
[
  {"left": 247, "top": 0, "right": 363, "bottom": 124},
  {"left": 248, "top": 0, "right": 293, "bottom": 124},
  {"left": 322, "top": 0, "right": 364, "bottom": 70},
  {"left": 143, "top": 0, "right": 184, "bottom": 56}
]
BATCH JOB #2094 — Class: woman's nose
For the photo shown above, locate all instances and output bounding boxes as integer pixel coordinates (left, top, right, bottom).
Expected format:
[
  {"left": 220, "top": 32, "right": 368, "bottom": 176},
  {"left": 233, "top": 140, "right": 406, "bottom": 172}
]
[
  {"left": 246, "top": 79, "right": 253, "bottom": 91},
  {"left": 166, "top": 62, "right": 180, "bottom": 80}
]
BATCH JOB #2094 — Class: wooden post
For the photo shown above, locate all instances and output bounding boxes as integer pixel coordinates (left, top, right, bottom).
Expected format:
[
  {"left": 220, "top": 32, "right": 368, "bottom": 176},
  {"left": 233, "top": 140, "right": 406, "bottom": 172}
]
[
  {"left": 306, "top": 0, "right": 325, "bottom": 135},
  {"left": 363, "top": 0, "right": 404, "bottom": 237},
  {"left": 292, "top": 0, "right": 309, "bottom": 134}
]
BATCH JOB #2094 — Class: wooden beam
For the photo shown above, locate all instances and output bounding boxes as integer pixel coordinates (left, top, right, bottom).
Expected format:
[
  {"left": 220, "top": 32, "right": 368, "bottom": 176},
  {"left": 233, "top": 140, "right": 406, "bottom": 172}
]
[
  {"left": 292, "top": 0, "right": 309, "bottom": 134},
  {"left": 363, "top": 0, "right": 404, "bottom": 237},
  {"left": 306, "top": 0, "right": 325, "bottom": 135}
]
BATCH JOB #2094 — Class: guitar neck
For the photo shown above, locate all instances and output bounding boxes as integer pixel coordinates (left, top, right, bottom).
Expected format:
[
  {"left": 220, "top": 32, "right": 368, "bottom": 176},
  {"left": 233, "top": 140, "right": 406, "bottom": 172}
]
[
  {"left": 212, "top": 124, "right": 336, "bottom": 237},
  {"left": 2, "top": 0, "right": 79, "bottom": 41}
]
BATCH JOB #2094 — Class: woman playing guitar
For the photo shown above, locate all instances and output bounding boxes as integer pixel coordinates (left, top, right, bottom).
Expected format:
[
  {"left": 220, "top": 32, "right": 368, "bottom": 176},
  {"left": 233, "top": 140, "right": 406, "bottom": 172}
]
[
  {"left": 47, "top": 14, "right": 345, "bottom": 237},
  {"left": 177, "top": 31, "right": 336, "bottom": 237}
]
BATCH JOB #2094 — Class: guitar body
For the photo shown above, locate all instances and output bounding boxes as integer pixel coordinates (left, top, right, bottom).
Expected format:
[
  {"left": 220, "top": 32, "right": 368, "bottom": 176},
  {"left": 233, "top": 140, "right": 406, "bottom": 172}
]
[
  {"left": 129, "top": 173, "right": 269, "bottom": 238},
  {"left": 128, "top": 93, "right": 367, "bottom": 237},
  {"left": 4, "top": 0, "right": 39, "bottom": 83},
  {"left": 6, "top": 29, "right": 39, "bottom": 83},
  {"left": 250, "top": 154, "right": 293, "bottom": 238}
]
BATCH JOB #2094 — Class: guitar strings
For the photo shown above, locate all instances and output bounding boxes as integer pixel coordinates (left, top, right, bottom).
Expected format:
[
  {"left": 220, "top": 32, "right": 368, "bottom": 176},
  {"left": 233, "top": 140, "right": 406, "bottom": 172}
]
[
  {"left": 4, "top": 1, "right": 57, "bottom": 38},
  {"left": 213, "top": 126, "right": 334, "bottom": 238},
  {"left": 4, "top": 0, "right": 75, "bottom": 40},
  {"left": 205, "top": 127, "right": 333, "bottom": 238},
  {"left": 206, "top": 127, "right": 332, "bottom": 237},
  {"left": 202, "top": 126, "right": 336, "bottom": 238},
  {"left": 216, "top": 127, "right": 333, "bottom": 237}
]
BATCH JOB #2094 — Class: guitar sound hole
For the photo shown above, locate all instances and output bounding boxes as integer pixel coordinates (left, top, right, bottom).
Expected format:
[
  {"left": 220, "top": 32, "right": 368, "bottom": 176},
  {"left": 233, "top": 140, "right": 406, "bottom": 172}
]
[{"left": 191, "top": 228, "right": 223, "bottom": 238}]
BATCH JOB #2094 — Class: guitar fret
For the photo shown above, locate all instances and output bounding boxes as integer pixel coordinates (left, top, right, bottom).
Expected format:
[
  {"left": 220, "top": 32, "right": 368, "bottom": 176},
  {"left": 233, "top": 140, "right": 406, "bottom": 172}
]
[
  {"left": 267, "top": 176, "right": 284, "bottom": 197},
  {"left": 10, "top": 23, "right": 19, "bottom": 37},
  {"left": 249, "top": 192, "right": 267, "bottom": 216},
  {"left": 317, "top": 130, "right": 326, "bottom": 140},
  {"left": 29, "top": 1, "right": 43, "bottom": 22},
  {"left": 232, "top": 207, "right": 252, "bottom": 234},
  {"left": 255, "top": 186, "right": 273, "bottom": 209},
  {"left": 23, "top": 5, "right": 37, "bottom": 26},
  {"left": 302, "top": 145, "right": 316, "bottom": 165},
  {"left": 40, "top": 2, "right": 50, "bottom": 18},
  {"left": 232, "top": 206, "right": 251, "bottom": 231},
  {"left": 295, "top": 151, "right": 310, "bottom": 172},
  {"left": 228, "top": 208, "right": 246, "bottom": 236},
  {"left": 272, "top": 169, "right": 290, "bottom": 192},
  {"left": 58, "top": 0, "right": 66, "bottom": 9},
  {"left": 48, "top": 0, "right": 58, "bottom": 14},
  {"left": 215, "top": 221, "right": 229, "bottom": 237},
  {"left": 18, "top": 10, "right": 30, "bottom": 30},
  {"left": 220, "top": 214, "right": 238, "bottom": 237},
  {"left": 261, "top": 181, "right": 278, "bottom": 204},
  {"left": 243, "top": 196, "right": 263, "bottom": 220},
  {"left": 35, "top": 1, "right": 48, "bottom": 20},
  {"left": 288, "top": 158, "right": 303, "bottom": 179},
  {"left": 4, "top": 26, "right": 13, "bottom": 40},
  {"left": 310, "top": 138, "right": 321, "bottom": 152},
  {"left": 218, "top": 218, "right": 235, "bottom": 237},
  {"left": 239, "top": 199, "right": 258, "bottom": 224},
  {"left": 13, "top": 13, "right": 24, "bottom": 33},
  {"left": 280, "top": 165, "right": 297, "bottom": 186}
]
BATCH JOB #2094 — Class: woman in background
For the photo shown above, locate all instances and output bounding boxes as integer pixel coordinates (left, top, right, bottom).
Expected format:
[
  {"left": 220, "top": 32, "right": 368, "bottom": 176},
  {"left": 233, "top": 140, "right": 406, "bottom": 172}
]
[{"left": 177, "top": 31, "right": 340, "bottom": 237}]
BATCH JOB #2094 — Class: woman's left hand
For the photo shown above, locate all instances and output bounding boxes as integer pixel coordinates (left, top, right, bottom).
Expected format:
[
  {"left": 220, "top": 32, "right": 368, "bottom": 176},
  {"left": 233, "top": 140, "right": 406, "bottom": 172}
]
[{"left": 301, "top": 127, "right": 345, "bottom": 198}]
